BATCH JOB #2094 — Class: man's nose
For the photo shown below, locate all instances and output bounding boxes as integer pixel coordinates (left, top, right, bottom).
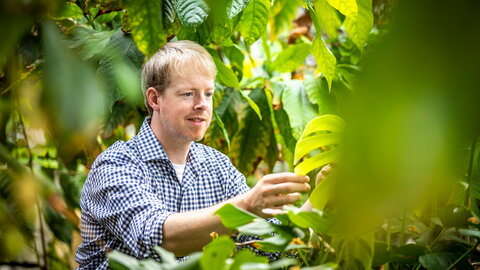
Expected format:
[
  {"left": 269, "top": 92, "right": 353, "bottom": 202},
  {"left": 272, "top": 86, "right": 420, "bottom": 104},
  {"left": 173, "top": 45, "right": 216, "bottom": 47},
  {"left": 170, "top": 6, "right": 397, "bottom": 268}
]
[{"left": 193, "top": 95, "right": 208, "bottom": 110}]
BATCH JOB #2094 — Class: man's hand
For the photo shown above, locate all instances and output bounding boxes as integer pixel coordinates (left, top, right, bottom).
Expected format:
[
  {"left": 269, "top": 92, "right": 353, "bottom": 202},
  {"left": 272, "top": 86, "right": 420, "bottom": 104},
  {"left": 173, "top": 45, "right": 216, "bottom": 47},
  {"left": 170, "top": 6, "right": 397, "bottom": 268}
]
[{"left": 240, "top": 172, "right": 310, "bottom": 218}]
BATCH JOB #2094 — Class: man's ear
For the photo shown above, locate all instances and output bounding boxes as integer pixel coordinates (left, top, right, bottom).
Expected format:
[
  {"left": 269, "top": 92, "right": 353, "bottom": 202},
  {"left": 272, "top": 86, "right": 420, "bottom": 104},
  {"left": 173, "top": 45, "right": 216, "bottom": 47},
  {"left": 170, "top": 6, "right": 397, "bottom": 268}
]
[{"left": 146, "top": 87, "right": 160, "bottom": 111}]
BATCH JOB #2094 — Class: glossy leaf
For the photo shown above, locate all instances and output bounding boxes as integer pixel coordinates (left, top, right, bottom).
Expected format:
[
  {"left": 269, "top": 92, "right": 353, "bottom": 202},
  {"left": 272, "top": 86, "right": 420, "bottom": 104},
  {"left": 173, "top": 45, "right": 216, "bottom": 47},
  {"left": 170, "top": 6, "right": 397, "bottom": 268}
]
[
  {"left": 270, "top": 43, "right": 311, "bottom": 73},
  {"left": 175, "top": 0, "right": 209, "bottom": 27},
  {"left": 227, "top": 0, "right": 250, "bottom": 19},
  {"left": 164, "top": 0, "right": 176, "bottom": 23},
  {"left": 236, "top": 0, "right": 269, "bottom": 47},
  {"left": 344, "top": 0, "right": 373, "bottom": 50},
  {"left": 311, "top": 36, "right": 336, "bottom": 90},
  {"left": 124, "top": 0, "right": 165, "bottom": 57},
  {"left": 215, "top": 203, "right": 259, "bottom": 229},
  {"left": 326, "top": 0, "right": 357, "bottom": 18}
]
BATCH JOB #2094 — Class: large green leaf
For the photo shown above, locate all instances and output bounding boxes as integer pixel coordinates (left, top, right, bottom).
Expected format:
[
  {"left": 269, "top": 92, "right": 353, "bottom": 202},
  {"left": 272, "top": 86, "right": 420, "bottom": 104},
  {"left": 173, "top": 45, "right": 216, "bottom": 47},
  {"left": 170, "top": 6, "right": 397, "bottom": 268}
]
[
  {"left": 175, "top": 0, "right": 209, "bottom": 27},
  {"left": 215, "top": 203, "right": 259, "bottom": 229},
  {"left": 309, "top": 172, "right": 335, "bottom": 210},
  {"left": 311, "top": 36, "right": 336, "bottom": 90},
  {"left": 344, "top": 0, "right": 373, "bottom": 50},
  {"left": 69, "top": 27, "right": 115, "bottom": 60},
  {"left": 331, "top": 232, "right": 375, "bottom": 270},
  {"left": 236, "top": 0, "right": 269, "bottom": 47},
  {"left": 273, "top": 107, "right": 297, "bottom": 168},
  {"left": 284, "top": 206, "right": 329, "bottom": 234},
  {"left": 280, "top": 80, "right": 317, "bottom": 140},
  {"left": 313, "top": 0, "right": 341, "bottom": 39},
  {"left": 164, "top": 0, "right": 176, "bottom": 23},
  {"left": 124, "top": 0, "right": 165, "bottom": 57},
  {"left": 294, "top": 114, "right": 345, "bottom": 163},
  {"left": 230, "top": 88, "right": 272, "bottom": 175},
  {"left": 304, "top": 76, "right": 336, "bottom": 115},
  {"left": 326, "top": 0, "right": 357, "bottom": 18},
  {"left": 419, "top": 253, "right": 457, "bottom": 270},
  {"left": 270, "top": 43, "right": 311, "bottom": 73},
  {"left": 230, "top": 249, "right": 268, "bottom": 270},
  {"left": 200, "top": 236, "right": 236, "bottom": 270}
]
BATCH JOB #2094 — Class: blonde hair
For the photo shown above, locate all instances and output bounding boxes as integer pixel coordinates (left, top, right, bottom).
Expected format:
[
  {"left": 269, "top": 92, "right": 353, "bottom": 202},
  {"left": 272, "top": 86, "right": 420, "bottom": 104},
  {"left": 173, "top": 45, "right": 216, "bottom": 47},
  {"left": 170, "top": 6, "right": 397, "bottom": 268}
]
[{"left": 141, "top": 40, "right": 217, "bottom": 115}]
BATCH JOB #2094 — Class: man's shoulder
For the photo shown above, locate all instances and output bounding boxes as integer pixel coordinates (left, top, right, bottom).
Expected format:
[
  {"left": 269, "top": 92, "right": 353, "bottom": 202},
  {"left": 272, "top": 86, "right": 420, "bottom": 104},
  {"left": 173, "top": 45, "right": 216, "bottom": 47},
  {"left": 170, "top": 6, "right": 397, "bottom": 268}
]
[{"left": 93, "top": 139, "right": 141, "bottom": 167}]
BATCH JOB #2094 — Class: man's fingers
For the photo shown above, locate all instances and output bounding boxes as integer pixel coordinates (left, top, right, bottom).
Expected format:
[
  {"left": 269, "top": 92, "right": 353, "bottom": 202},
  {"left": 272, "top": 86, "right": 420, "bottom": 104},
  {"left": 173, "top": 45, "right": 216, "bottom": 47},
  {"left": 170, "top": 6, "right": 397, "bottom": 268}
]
[
  {"left": 316, "top": 164, "right": 333, "bottom": 185},
  {"left": 262, "top": 172, "right": 309, "bottom": 184},
  {"left": 269, "top": 192, "right": 302, "bottom": 206},
  {"left": 265, "top": 182, "right": 310, "bottom": 195}
]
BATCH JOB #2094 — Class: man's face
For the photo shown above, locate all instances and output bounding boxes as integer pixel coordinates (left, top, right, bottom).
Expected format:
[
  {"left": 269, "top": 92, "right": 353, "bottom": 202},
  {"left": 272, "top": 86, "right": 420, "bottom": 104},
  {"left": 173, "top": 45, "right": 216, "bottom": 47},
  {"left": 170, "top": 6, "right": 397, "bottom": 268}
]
[{"left": 154, "top": 72, "right": 215, "bottom": 144}]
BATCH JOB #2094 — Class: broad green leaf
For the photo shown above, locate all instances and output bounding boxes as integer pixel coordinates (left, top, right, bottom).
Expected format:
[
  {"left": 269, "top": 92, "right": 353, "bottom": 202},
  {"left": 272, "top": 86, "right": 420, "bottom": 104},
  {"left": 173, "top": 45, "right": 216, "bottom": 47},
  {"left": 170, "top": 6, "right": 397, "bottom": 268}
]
[
  {"left": 270, "top": 43, "right": 311, "bottom": 73},
  {"left": 280, "top": 80, "right": 317, "bottom": 140},
  {"left": 231, "top": 249, "right": 268, "bottom": 270},
  {"left": 273, "top": 107, "right": 297, "bottom": 168},
  {"left": 312, "top": 36, "right": 336, "bottom": 90},
  {"left": 304, "top": 76, "right": 336, "bottom": 115},
  {"left": 419, "top": 253, "right": 457, "bottom": 270},
  {"left": 294, "top": 133, "right": 341, "bottom": 163},
  {"left": 300, "top": 114, "right": 346, "bottom": 139},
  {"left": 108, "top": 251, "right": 140, "bottom": 270},
  {"left": 200, "top": 236, "right": 236, "bottom": 270},
  {"left": 215, "top": 203, "right": 259, "bottom": 229},
  {"left": 237, "top": 218, "right": 278, "bottom": 236},
  {"left": 309, "top": 173, "right": 334, "bottom": 210},
  {"left": 331, "top": 232, "right": 375, "bottom": 270},
  {"left": 125, "top": 0, "right": 165, "bottom": 57},
  {"left": 294, "top": 149, "right": 338, "bottom": 176},
  {"left": 175, "top": 0, "right": 209, "bottom": 27},
  {"left": 95, "top": 11, "right": 122, "bottom": 24},
  {"left": 313, "top": 0, "right": 341, "bottom": 39},
  {"left": 286, "top": 208, "right": 329, "bottom": 234},
  {"left": 227, "top": 0, "right": 250, "bottom": 19},
  {"left": 344, "top": 0, "right": 373, "bottom": 50},
  {"left": 213, "top": 56, "right": 240, "bottom": 88},
  {"left": 257, "top": 232, "right": 292, "bottom": 252},
  {"left": 326, "top": 0, "right": 357, "bottom": 18},
  {"left": 69, "top": 27, "right": 115, "bottom": 60},
  {"left": 230, "top": 88, "right": 272, "bottom": 175},
  {"left": 236, "top": 0, "right": 269, "bottom": 47}
]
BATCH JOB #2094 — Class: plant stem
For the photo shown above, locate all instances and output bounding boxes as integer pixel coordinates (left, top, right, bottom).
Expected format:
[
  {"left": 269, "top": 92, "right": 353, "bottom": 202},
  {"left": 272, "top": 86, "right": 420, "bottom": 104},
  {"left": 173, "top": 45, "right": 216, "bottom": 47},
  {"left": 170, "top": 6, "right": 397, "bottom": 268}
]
[
  {"left": 465, "top": 132, "right": 477, "bottom": 208},
  {"left": 400, "top": 210, "right": 406, "bottom": 245},
  {"left": 446, "top": 240, "right": 477, "bottom": 270}
]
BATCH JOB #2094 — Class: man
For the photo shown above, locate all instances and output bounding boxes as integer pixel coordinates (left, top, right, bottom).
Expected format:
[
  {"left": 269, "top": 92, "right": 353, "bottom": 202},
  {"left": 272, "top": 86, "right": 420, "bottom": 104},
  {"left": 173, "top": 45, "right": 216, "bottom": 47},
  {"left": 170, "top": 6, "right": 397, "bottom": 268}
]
[{"left": 75, "top": 40, "right": 311, "bottom": 269}]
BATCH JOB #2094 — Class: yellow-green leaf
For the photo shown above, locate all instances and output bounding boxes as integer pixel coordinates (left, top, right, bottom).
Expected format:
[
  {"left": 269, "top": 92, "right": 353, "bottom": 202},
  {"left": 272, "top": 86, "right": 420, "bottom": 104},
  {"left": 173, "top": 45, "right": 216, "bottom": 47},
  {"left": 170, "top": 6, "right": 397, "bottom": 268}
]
[
  {"left": 326, "top": 0, "right": 357, "bottom": 18},
  {"left": 300, "top": 114, "right": 345, "bottom": 139},
  {"left": 271, "top": 43, "right": 311, "bottom": 73},
  {"left": 294, "top": 133, "right": 341, "bottom": 163},
  {"left": 311, "top": 36, "right": 336, "bottom": 90},
  {"left": 294, "top": 149, "right": 339, "bottom": 176},
  {"left": 236, "top": 0, "right": 269, "bottom": 47},
  {"left": 125, "top": 0, "right": 165, "bottom": 57},
  {"left": 213, "top": 56, "right": 240, "bottom": 89},
  {"left": 314, "top": 0, "right": 341, "bottom": 39},
  {"left": 309, "top": 172, "right": 335, "bottom": 210},
  {"left": 344, "top": 0, "right": 373, "bottom": 50}
]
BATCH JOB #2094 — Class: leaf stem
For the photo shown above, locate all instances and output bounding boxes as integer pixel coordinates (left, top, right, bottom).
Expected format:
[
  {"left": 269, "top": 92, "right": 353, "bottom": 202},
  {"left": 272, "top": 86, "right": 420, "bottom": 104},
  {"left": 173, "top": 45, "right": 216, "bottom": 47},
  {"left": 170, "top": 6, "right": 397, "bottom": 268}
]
[
  {"left": 465, "top": 131, "right": 478, "bottom": 208},
  {"left": 446, "top": 240, "right": 477, "bottom": 270}
]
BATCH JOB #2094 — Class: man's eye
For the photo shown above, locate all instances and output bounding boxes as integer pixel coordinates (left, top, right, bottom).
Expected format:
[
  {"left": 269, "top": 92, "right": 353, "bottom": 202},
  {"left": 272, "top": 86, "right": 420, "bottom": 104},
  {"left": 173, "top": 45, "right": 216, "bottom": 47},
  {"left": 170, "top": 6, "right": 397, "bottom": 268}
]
[
  {"left": 184, "top": 92, "right": 193, "bottom": 97},
  {"left": 206, "top": 92, "right": 213, "bottom": 97}
]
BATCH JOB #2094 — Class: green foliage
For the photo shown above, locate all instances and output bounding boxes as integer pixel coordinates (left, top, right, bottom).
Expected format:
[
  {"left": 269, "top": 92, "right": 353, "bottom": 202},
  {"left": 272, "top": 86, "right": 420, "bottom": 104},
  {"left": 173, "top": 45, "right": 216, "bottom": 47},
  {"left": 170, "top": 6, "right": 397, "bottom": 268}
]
[{"left": 2, "top": 0, "right": 480, "bottom": 269}]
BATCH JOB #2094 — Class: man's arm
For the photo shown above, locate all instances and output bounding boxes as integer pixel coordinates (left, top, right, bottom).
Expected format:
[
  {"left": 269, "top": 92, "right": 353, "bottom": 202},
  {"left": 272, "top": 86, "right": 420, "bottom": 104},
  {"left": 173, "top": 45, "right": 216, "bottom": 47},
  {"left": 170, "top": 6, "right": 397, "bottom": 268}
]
[{"left": 161, "top": 172, "right": 310, "bottom": 257}]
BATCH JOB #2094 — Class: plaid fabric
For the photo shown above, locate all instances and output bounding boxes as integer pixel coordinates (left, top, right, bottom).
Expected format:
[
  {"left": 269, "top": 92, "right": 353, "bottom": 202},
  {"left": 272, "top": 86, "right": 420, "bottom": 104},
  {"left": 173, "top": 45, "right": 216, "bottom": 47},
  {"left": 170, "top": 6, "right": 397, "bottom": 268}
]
[{"left": 75, "top": 117, "right": 251, "bottom": 269}]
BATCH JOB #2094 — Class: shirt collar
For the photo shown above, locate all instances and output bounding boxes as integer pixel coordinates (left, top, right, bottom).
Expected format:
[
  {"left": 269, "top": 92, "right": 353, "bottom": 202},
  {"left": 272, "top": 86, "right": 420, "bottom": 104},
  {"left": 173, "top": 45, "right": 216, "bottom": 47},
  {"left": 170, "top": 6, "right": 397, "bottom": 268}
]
[{"left": 135, "top": 117, "right": 206, "bottom": 165}]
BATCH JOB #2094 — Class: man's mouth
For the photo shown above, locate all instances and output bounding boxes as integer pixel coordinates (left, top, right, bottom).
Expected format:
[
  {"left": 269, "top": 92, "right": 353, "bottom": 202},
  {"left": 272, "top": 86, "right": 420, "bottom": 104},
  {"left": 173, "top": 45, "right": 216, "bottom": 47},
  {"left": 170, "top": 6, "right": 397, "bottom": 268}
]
[{"left": 188, "top": 117, "right": 205, "bottom": 122}]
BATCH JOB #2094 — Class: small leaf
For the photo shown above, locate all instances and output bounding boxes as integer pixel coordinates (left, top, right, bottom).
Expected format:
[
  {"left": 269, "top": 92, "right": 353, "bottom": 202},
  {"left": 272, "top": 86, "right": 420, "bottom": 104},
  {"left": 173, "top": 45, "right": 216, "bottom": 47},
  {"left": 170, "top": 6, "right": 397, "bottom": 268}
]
[
  {"left": 286, "top": 207, "right": 329, "bottom": 234},
  {"left": 215, "top": 203, "right": 259, "bottom": 229},
  {"left": 175, "top": 0, "right": 209, "bottom": 27},
  {"left": 213, "top": 56, "right": 240, "bottom": 88},
  {"left": 236, "top": 0, "right": 269, "bottom": 47},
  {"left": 326, "top": 0, "right": 357, "bottom": 18},
  {"left": 313, "top": 0, "right": 341, "bottom": 39},
  {"left": 270, "top": 43, "right": 311, "bottom": 73},
  {"left": 53, "top": 2, "right": 84, "bottom": 20},
  {"left": 312, "top": 36, "right": 336, "bottom": 90},
  {"left": 239, "top": 90, "right": 262, "bottom": 120}
]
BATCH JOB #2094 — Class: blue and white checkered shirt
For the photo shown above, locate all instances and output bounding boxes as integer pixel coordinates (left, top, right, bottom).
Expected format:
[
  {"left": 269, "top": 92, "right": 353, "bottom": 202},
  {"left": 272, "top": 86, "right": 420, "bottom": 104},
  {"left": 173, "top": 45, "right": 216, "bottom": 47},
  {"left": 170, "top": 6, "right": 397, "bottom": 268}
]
[{"left": 75, "top": 117, "right": 251, "bottom": 269}]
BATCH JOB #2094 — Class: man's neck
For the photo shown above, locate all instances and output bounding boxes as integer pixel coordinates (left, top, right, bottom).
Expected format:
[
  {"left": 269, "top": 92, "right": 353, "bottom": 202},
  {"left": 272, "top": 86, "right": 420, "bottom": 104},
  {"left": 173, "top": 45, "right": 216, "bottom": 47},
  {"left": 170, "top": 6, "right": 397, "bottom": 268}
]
[{"left": 149, "top": 117, "right": 191, "bottom": 164}]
